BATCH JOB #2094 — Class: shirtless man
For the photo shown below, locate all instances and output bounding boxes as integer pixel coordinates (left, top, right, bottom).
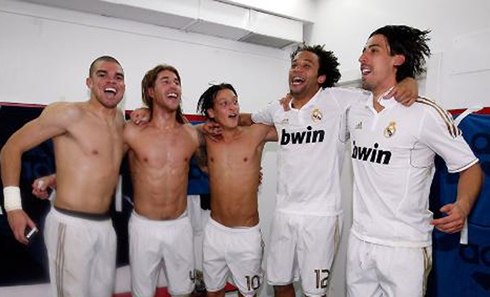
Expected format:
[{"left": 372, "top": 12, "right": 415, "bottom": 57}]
[
  {"left": 196, "top": 83, "right": 277, "bottom": 297},
  {"left": 124, "top": 64, "right": 201, "bottom": 297},
  {"left": 31, "top": 64, "right": 202, "bottom": 297},
  {"left": 1, "top": 56, "right": 126, "bottom": 297}
]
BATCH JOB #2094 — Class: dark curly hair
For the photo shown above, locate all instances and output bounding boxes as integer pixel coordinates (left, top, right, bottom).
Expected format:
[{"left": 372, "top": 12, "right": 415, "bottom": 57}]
[
  {"left": 370, "top": 25, "right": 431, "bottom": 82},
  {"left": 197, "top": 83, "right": 238, "bottom": 119},
  {"left": 290, "top": 44, "right": 341, "bottom": 88},
  {"left": 141, "top": 64, "right": 185, "bottom": 123}
]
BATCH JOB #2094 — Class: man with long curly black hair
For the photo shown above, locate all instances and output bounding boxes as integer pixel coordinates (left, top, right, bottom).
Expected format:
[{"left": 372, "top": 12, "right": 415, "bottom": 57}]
[{"left": 346, "top": 25, "right": 483, "bottom": 297}]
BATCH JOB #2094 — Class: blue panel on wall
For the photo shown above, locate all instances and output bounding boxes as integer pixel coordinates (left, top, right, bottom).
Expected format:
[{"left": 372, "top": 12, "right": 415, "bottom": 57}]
[{"left": 428, "top": 110, "right": 490, "bottom": 297}]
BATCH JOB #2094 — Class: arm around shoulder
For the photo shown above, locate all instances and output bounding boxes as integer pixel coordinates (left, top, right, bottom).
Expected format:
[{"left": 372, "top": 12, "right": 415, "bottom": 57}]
[
  {"left": 239, "top": 113, "right": 254, "bottom": 126},
  {"left": 250, "top": 123, "right": 278, "bottom": 142}
]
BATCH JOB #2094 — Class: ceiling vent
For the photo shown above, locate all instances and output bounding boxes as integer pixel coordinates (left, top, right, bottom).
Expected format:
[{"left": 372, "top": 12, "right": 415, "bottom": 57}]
[{"left": 20, "top": 0, "right": 304, "bottom": 48}]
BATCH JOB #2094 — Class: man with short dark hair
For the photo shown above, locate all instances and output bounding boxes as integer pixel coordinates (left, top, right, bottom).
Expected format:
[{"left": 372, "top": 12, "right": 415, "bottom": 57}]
[
  {"left": 197, "top": 83, "right": 276, "bottom": 297},
  {"left": 1, "top": 56, "right": 126, "bottom": 297}
]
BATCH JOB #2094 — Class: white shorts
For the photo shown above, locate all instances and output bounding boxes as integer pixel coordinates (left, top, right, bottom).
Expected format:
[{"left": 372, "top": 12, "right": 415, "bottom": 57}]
[
  {"left": 266, "top": 212, "right": 342, "bottom": 297},
  {"left": 44, "top": 207, "right": 117, "bottom": 297},
  {"left": 203, "top": 218, "right": 264, "bottom": 297},
  {"left": 129, "top": 211, "right": 195, "bottom": 297},
  {"left": 346, "top": 233, "right": 432, "bottom": 297}
]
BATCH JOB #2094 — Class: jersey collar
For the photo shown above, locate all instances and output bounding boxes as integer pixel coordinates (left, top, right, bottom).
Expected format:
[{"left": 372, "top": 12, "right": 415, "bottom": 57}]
[
  {"left": 365, "top": 86, "right": 399, "bottom": 111},
  {"left": 289, "top": 88, "right": 323, "bottom": 111}
]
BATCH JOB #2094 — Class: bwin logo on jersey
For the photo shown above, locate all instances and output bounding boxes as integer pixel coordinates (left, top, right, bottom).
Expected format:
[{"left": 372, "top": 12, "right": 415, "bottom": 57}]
[
  {"left": 351, "top": 141, "right": 392, "bottom": 164},
  {"left": 280, "top": 126, "right": 325, "bottom": 145}
]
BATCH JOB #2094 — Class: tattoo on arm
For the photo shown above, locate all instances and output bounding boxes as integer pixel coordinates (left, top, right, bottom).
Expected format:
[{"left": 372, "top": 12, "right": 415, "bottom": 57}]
[{"left": 195, "top": 132, "right": 208, "bottom": 173}]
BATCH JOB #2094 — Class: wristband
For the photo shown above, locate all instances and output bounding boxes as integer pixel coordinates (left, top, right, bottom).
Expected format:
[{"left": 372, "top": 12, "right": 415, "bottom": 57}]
[{"left": 3, "top": 186, "right": 22, "bottom": 212}]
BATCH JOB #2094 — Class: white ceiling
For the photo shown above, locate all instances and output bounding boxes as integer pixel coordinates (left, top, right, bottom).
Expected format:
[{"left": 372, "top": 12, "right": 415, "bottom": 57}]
[{"left": 19, "top": 0, "right": 306, "bottom": 48}]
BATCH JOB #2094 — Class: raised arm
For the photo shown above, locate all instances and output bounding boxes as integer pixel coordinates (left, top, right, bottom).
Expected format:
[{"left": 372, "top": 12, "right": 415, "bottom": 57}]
[
  {"left": 1, "top": 103, "right": 72, "bottom": 244},
  {"left": 385, "top": 77, "right": 418, "bottom": 106},
  {"left": 129, "top": 107, "right": 150, "bottom": 125},
  {"left": 239, "top": 113, "right": 254, "bottom": 126},
  {"left": 190, "top": 124, "right": 207, "bottom": 173}
]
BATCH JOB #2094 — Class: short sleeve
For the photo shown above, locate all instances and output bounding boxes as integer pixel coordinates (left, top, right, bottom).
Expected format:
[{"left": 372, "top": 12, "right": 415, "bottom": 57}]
[
  {"left": 251, "top": 101, "right": 280, "bottom": 125},
  {"left": 419, "top": 104, "right": 479, "bottom": 173},
  {"left": 330, "top": 87, "right": 370, "bottom": 110}
]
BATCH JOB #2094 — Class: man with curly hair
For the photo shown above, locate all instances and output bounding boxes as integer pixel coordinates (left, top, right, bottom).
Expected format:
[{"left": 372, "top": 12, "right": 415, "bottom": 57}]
[
  {"left": 346, "top": 25, "right": 483, "bottom": 297},
  {"left": 248, "top": 44, "right": 418, "bottom": 297}
]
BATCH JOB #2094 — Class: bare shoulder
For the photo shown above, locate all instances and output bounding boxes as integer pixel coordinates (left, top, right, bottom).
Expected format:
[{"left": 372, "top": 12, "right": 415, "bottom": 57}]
[
  {"left": 123, "top": 116, "right": 145, "bottom": 141},
  {"left": 44, "top": 101, "right": 83, "bottom": 116},
  {"left": 115, "top": 108, "right": 126, "bottom": 126},
  {"left": 183, "top": 123, "right": 201, "bottom": 146},
  {"left": 250, "top": 122, "right": 274, "bottom": 135},
  {"left": 39, "top": 101, "right": 85, "bottom": 127},
  {"left": 183, "top": 123, "right": 199, "bottom": 136},
  {"left": 246, "top": 122, "right": 276, "bottom": 143}
]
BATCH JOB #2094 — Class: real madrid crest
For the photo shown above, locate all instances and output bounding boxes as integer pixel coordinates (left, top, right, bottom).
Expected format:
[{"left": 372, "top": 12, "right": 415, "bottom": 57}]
[
  {"left": 312, "top": 108, "right": 323, "bottom": 122},
  {"left": 384, "top": 121, "right": 396, "bottom": 138}
]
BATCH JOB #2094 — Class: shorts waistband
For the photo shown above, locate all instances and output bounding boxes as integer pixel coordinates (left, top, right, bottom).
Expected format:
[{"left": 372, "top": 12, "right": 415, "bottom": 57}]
[
  {"left": 48, "top": 207, "right": 112, "bottom": 226},
  {"left": 131, "top": 210, "right": 189, "bottom": 225},
  {"left": 208, "top": 217, "right": 260, "bottom": 233},
  {"left": 53, "top": 205, "right": 110, "bottom": 221}
]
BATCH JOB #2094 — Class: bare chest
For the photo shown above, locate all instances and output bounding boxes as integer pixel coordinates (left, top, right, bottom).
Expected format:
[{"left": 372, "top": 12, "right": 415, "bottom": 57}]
[
  {"left": 130, "top": 130, "right": 197, "bottom": 167},
  {"left": 208, "top": 138, "right": 262, "bottom": 167},
  {"left": 58, "top": 115, "right": 124, "bottom": 159}
]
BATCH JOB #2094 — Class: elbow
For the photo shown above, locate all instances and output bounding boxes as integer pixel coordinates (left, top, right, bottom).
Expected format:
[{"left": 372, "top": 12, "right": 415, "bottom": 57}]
[
  {"left": 0, "top": 141, "right": 22, "bottom": 167},
  {"left": 0, "top": 144, "right": 8, "bottom": 165}
]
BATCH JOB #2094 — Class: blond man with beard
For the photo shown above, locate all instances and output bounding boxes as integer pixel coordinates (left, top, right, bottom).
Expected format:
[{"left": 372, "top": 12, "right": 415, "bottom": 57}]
[{"left": 124, "top": 64, "right": 202, "bottom": 297}]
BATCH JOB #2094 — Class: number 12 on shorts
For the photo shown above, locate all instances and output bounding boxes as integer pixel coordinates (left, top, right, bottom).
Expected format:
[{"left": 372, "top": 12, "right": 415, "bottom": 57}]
[{"left": 314, "top": 269, "right": 330, "bottom": 289}]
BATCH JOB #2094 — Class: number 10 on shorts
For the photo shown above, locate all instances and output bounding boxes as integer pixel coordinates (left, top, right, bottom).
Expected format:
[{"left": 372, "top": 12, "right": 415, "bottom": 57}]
[{"left": 245, "top": 275, "right": 261, "bottom": 291}]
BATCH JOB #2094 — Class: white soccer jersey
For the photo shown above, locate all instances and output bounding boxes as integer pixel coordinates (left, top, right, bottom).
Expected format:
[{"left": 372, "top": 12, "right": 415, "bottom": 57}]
[
  {"left": 347, "top": 96, "right": 478, "bottom": 247},
  {"left": 252, "top": 87, "right": 368, "bottom": 215}
]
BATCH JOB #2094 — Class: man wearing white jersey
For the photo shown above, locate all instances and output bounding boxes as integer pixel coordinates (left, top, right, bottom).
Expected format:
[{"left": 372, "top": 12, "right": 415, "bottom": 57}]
[
  {"left": 346, "top": 25, "right": 483, "bottom": 297},
  {"left": 247, "top": 44, "right": 418, "bottom": 297}
]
